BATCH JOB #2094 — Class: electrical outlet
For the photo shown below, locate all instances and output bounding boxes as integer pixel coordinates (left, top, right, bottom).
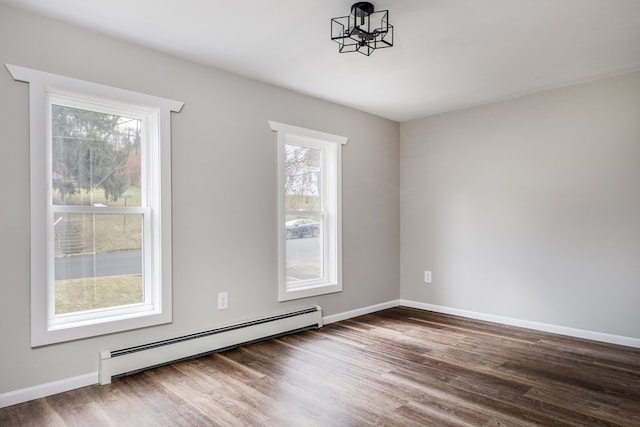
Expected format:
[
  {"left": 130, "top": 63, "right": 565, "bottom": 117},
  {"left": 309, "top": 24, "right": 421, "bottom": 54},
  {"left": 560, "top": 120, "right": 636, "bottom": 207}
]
[
  {"left": 424, "top": 271, "right": 432, "bottom": 283},
  {"left": 217, "top": 292, "right": 228, "bottom": 310}
]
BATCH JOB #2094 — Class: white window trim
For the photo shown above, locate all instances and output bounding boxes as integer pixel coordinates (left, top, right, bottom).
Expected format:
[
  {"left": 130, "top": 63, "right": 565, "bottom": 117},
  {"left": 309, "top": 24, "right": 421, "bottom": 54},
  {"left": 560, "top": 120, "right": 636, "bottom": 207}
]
[
  {"left": 7, "top": 64, "right": 183, "bottom": 346},
  {"left": 269, "top": 121, "right": 348, "bottom": 302}
]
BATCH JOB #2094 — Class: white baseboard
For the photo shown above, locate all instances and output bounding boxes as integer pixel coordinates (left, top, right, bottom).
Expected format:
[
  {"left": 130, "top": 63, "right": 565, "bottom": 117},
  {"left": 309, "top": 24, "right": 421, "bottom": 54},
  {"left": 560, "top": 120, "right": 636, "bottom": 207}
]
[
  {"left": 0, "top": 372, "right": 98, "bottom": 409},
  {"left": 326, "top": 299, "right": 640, "bottom": 348},
  {"left": 400, "top": 299, "right": 640, "bottom": 349},
  {"left": 323, "top": 299, "right": 401, "bottom": 325}
]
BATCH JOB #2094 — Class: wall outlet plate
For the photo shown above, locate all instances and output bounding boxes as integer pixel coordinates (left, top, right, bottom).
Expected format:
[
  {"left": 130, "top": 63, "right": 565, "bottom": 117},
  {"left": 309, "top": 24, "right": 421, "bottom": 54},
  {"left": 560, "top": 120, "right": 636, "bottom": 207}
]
[
  {"left": 217, "top": 292, "right": 228, "bottom": 310},
  {"left": 424, "top": 271, "right": 432, "bottom": 283}
]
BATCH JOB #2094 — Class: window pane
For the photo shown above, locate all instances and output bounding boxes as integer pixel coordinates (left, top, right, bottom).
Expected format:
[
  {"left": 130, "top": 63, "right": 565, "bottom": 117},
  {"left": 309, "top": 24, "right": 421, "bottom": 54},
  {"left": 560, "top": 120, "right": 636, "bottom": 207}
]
[
  {"left": 285, "top": 144, "right": 321, "bottom": 211},
  {"left": 285, "top": 216, "right": 323, "bottom": 283},
  {"left": 54, "top": 213, "right": 143, "bottom": 315},
  {"left": 52, "top": 105, "right": 142, "bottom": 207}
]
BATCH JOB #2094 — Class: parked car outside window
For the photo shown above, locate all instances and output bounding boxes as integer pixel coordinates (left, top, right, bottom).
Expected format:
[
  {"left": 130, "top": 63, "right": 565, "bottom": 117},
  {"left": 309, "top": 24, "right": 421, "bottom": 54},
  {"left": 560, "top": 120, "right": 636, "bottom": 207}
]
[{"left": 286, "top": 219, "right": 320, "bottom": 239}]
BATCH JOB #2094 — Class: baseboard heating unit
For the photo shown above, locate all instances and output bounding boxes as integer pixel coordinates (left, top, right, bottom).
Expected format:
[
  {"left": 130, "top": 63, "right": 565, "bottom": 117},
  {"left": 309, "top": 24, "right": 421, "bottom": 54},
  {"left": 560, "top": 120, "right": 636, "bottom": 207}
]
[{"left": 99, "top": 305, "right": 323, "bottom": 385}]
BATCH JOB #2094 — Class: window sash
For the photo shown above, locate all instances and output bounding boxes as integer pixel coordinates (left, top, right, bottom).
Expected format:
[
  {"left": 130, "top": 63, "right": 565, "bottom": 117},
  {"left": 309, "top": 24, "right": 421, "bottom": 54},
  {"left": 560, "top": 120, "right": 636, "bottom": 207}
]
[
  {"left": 47, "top": 92, "right": 150, "bottom": 209},
  {"left": 285, "top": 140, "right": 330, "bottom": 288},
  {"left": 47, "top": 209, "right": 152, "bottom": 326},
  {"left": 46, "top": 94, "right": 154, "bottom": 329}
]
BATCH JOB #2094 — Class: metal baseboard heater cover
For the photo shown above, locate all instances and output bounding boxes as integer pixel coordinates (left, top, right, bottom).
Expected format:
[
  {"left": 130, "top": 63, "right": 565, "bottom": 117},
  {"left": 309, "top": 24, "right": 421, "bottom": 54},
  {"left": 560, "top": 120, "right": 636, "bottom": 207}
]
[{"left": 99, "top": 306, "right": 322, "bottom": 385}]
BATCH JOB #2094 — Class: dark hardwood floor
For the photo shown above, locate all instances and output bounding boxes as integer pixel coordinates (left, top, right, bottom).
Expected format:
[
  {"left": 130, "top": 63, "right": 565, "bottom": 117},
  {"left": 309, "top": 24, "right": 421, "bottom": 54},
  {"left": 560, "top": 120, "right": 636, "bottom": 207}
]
[{"left": 2, "top": 307, "right": 640, "bottom": 426}]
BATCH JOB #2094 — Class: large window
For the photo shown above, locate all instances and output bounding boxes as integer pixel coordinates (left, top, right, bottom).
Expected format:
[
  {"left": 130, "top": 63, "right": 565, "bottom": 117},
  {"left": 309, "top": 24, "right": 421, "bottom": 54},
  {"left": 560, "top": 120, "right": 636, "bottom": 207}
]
[
  {"left": 8, "top": 64, "right": 183, "bottom": 346},
  {"left": 269, "top": 121, "right": 348, "bottom": 301}
]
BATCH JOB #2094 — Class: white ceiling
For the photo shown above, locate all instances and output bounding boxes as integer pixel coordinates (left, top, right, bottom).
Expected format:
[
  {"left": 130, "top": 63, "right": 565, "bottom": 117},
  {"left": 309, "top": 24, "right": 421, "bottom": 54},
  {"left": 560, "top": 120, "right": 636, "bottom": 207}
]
[{"left": 3, "top": 0, "right": 640, "bottom": 122}]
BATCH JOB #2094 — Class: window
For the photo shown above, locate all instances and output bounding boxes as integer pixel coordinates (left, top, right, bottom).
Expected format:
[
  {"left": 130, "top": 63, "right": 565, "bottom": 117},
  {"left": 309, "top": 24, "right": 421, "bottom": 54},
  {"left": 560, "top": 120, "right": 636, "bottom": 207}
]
[
  {"left": 269, "top": 121, "right": 348, "bottom": 301},
  {"left": 7, "top": 64, "right": 183, "bottom": 346}
]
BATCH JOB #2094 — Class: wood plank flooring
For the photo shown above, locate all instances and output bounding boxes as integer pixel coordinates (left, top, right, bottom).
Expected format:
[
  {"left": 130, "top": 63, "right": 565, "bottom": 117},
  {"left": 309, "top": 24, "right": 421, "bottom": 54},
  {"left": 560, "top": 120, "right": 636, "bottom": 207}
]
[{"left": 2, "top": 307, "right": 639, "bottom": 426}]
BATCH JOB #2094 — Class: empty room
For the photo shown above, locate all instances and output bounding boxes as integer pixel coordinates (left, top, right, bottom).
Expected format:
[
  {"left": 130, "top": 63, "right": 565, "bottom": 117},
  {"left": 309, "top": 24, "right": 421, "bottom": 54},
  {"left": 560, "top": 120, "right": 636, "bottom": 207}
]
[{"left": 1, "top": 0, "right": 639, "bottom": 425}]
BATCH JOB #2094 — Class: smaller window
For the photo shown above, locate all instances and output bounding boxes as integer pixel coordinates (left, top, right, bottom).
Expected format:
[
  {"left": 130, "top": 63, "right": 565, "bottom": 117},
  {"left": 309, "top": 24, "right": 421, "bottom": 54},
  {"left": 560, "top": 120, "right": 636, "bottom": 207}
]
[{"left": 270, "top": 121, "right": 348, "bottom": 301}]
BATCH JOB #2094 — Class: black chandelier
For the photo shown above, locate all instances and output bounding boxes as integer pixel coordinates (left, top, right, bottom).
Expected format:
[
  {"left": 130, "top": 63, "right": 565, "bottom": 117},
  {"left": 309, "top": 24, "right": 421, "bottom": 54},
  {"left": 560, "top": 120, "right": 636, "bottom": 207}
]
[{"left": 331, "top": 2, "right": 393, "bottom": 56}]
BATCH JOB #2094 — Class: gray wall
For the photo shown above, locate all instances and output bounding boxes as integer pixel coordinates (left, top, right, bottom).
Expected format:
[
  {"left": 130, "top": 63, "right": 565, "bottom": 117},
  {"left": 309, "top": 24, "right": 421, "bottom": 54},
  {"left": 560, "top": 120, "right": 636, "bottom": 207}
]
[
  {"left": 0, "top": 5, "right": 400, "bottom": 394},
  {"left": 401, "top": 71, "right": 640, "bottom": 338}
]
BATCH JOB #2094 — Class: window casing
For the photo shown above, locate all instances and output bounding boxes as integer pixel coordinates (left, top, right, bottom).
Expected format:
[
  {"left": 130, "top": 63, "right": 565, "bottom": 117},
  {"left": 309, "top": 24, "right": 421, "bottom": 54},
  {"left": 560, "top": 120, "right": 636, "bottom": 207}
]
[
  {"left": 269, "top": 121, "right": 348, "bottom": 301},
  {"left": 7, "top": 64, "right": 183, "bottom": 346}
]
